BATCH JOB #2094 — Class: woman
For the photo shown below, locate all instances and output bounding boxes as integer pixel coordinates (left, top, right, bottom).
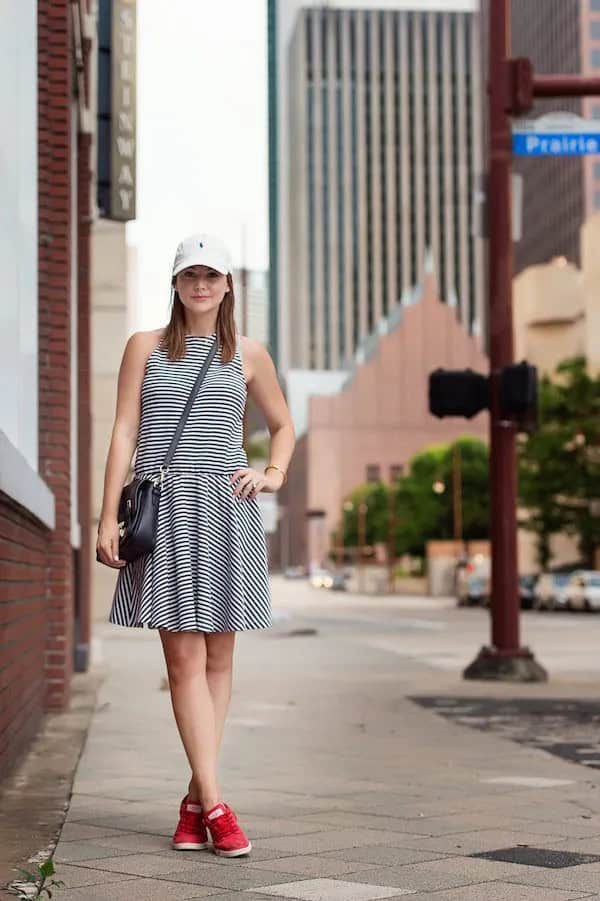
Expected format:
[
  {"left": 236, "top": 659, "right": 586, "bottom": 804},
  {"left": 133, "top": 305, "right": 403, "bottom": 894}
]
[{"left": 96, "top": 232, "right": 295, "bottom": 858}]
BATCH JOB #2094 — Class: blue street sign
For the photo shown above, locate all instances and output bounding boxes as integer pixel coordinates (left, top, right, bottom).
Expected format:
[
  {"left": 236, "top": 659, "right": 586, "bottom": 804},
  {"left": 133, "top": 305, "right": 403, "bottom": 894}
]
[
  {"left": 513, "top": 132, "right": 600, "bottom": 156},
  {"left": 512, "top": 112, "right": 600, "bottom": 157}
]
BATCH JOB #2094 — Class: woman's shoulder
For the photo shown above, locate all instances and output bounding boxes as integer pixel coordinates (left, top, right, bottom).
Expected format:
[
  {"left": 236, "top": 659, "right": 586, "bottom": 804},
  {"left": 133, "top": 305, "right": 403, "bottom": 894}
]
[
  {"left": 238, "top": 334, "right": 270, "bottom": 360},
  {"left": 127, "top": 327, "right": 167, "bottom": 352}
]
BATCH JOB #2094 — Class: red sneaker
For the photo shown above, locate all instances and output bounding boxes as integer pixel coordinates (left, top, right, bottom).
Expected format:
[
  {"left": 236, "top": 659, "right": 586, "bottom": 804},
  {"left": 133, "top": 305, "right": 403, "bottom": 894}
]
[
  {"left": 203, "top": 801, "right": 252, "bottom": 857},
  {"left": 172, "top": 795, "right": 211, "bottom": 850}
]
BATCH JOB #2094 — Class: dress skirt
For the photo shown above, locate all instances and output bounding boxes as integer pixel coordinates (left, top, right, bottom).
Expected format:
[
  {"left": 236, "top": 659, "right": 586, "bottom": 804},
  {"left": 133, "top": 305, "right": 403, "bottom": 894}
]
[{"left": 108, "top": 468, "right": 273, "bottom": 632}]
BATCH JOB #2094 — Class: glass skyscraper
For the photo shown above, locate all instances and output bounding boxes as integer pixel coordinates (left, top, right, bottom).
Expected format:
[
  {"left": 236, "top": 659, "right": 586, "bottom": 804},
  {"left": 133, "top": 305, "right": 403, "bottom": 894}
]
[{"left": 285, "top": 4, "right": 484, "bottom": 370}]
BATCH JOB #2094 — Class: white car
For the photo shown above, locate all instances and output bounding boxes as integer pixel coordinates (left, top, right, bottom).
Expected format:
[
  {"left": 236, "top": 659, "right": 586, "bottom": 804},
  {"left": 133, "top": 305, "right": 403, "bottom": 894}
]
[
  {"left": 564, "top": 570, "right": 600, "bottom": 612},
  {"left": 534, "top": 572, "right": 572, "bottom": 611}
]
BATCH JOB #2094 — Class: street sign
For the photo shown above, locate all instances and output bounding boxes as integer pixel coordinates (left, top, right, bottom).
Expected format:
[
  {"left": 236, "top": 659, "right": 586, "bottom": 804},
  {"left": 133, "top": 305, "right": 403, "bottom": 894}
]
[{"left": 513, "top": 112, "right": 600, "bottom": 156}]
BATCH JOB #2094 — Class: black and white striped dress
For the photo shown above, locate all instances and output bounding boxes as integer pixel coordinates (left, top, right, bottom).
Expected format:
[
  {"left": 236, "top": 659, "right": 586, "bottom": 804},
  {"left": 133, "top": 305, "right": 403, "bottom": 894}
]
[{"left": 108, "top": 331, "right": 273, "bottom": 632}]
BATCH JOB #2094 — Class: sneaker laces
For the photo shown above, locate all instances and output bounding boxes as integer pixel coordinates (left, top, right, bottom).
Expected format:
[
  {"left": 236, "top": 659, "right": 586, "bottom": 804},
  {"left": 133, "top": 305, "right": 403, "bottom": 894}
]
[{"left": 210, "top": 806, "right": 239, "bottom": 838}]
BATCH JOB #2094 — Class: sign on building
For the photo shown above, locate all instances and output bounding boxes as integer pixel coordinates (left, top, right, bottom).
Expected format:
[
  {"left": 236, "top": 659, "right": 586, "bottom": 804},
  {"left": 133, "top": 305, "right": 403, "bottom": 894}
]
[
  {"left": 512, "top": 112, "right": 600, "bottom": 157},
  {"left": 97, "top": 0, "right": 137, "bottom": 220}
]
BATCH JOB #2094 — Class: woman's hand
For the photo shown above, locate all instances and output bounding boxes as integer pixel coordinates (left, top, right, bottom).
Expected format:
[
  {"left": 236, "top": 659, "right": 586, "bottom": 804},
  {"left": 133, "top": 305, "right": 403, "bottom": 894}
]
[
  {"left": 230, "top": 466, "right": 284, "bottom": 500},
  {"left": 96, "top": 517, "right": 127, "bottom": 568}
]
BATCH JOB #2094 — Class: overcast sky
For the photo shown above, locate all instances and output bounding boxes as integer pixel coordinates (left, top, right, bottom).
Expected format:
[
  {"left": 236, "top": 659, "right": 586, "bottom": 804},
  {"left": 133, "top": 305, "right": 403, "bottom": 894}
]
[{"left": 128, "top": 0, "right": 268, "bottom": 330}]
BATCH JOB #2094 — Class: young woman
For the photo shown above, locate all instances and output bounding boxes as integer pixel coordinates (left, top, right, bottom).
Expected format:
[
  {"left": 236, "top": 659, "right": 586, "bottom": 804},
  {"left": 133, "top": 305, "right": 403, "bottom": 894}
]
[{"left": 96, "top": 232, "right": 295, "bottom": 858}]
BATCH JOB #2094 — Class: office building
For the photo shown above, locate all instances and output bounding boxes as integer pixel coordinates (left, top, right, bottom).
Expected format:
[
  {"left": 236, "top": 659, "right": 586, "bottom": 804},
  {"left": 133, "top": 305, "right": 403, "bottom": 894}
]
[
  {"left": 278, "top": 1, "right": 484, "bottom": 371},
  {"left": 481, "top": 0, "right": 600, "bottom": 274}
]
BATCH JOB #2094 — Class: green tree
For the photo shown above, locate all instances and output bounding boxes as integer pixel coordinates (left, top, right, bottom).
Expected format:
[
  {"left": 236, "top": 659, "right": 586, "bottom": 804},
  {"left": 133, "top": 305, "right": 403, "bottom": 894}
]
[
  {"left": 337, "top": 437, "right": 490, "bottom": 558},
  {"left": 393, "top": 437, "right": 490, "bottom": 556},
  {"left": 518, "top": 357, "right": 600, "bottom": 567}
]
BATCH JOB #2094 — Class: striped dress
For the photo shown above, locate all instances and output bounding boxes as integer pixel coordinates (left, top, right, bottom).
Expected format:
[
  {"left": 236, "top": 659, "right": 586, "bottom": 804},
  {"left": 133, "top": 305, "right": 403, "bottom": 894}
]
[{"left": 108, "top": 331, "right": 273, "bottom": 632}]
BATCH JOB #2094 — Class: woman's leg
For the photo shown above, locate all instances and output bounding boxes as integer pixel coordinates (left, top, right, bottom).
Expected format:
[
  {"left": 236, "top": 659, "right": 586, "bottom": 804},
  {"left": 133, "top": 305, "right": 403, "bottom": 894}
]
[
  {"left": 187, "top": 631, "right": 236, "bottom": 803},
  {"left": 159, "top": 629, "right": 221, "bottom": 811}
]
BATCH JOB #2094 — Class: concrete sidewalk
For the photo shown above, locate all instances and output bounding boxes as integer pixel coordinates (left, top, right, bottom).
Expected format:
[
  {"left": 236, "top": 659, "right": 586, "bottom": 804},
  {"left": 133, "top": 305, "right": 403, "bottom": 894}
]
[{"left": 15, "top": 579, "right": 600, "bottom": 900}]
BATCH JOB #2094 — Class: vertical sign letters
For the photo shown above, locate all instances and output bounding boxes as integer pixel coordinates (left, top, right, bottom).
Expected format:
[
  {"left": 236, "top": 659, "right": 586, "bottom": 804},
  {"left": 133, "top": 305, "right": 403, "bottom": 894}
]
[{"left": 110, "top": 0, "right": 136, "bottom": 219}]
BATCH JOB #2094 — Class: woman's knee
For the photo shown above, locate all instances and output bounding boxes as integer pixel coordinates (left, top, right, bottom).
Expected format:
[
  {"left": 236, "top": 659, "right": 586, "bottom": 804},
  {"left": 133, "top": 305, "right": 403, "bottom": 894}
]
[
  {"left": 160, "top": 631, "right": 207, "bottom": 683},
  {"left": 205, "top": 632, "right": 235, "bottom": 675}
]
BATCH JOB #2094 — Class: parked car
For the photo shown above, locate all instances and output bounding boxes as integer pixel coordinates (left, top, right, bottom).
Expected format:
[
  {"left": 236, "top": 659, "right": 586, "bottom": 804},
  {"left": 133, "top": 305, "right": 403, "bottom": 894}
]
[
  {"left": 284, "top": 565, "right": 307, "bottom": 579},
  {"left": 564, "top": 570, "right": 600, "bottom": 612},
  {"left": 310, "top": 568, "right": 335, "bottom": 589},
  {"left": 519, "top": 574, "right": 538, "bottom": 610},
  {"left": 533, "top": 572, "right": 572, "bottom": 611},
  {"left": 326, "top": 572, "right": 346, "bottom": 591},
  {"left": 458, "top": 573, "right": 489, "bottom": 607}
]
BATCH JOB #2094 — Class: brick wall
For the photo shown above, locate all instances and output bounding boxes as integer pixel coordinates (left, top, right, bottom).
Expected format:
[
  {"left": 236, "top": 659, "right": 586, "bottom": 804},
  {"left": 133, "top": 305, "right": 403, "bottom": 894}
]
[
  {"left": 0, "top": 499, "right": 49, "bottom": 776},
  {"left": 0, "top": 0, "right": 93, "bottom": 780},
  {"left": 77, "top": 130, "right": 93, "bottom": 669},
  {"left": 38, "top": 0, "right": 74, "bottom": 710}
]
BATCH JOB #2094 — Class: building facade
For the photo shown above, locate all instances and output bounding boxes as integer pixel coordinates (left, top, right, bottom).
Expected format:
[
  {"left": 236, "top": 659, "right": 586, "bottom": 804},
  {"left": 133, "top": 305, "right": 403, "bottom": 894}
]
[
  {"left": 481, "top": 0, "right": 600, "bottom": 274},
  {"left": 278, "top": 266, "right": 488, "bottom": 569},
  {"left": 0, "top": 0, "right": 96, "bottom": 779},
  {"left": 269, "top": 0, "right": 483, "bottom": 373},
  {"left": 286, "top": 3, "right": 484, "bottom": 371}
]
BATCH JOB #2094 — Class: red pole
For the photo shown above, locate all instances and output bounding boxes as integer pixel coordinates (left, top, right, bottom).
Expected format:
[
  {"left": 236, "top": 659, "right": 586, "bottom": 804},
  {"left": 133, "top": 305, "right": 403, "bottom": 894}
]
[
  {"left": 463, "top": 0, "right": 546, "bottom": 681},
  {"left": 488, "top": 0, "right": 520, "bottom": 655}
]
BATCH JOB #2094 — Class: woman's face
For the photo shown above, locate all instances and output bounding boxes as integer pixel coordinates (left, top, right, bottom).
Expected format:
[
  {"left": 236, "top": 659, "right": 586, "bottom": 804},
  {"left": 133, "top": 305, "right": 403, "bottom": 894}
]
[{"left": 175, "top": 265, "right": 229, "bottom": 314}]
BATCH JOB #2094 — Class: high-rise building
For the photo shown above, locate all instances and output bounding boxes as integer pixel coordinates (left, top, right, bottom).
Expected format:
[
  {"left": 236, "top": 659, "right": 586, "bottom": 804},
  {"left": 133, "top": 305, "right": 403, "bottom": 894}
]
[
  {"left": 269, "top": 1, "right": 483, "bottom": 372},
  {"left": 481, "top": 0, "right": 600, "bottom": 274}
]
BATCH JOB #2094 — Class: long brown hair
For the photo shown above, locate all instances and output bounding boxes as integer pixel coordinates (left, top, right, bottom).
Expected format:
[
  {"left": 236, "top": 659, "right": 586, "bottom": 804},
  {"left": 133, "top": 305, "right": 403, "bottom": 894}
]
[{"left": 159, "top": 273, "right": 238, "bottom": 363}]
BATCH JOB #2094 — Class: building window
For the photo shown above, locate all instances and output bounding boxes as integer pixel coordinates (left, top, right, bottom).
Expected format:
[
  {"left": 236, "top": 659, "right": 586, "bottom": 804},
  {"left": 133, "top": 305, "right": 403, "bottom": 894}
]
[
  {"left": 592, "top": 49, "right": 600, "bottom": 69},
  {"left": 366, "top": 463, "right": 381, "bottom": 482},
  {"left": 390, "top": 464, "right": 404, "bottom": 481},
  {"left": 592, "top": 0, "right": 600, "bottom": 11},
  {"left": 592, "top": 21, "right": 600, "bottom": 40},
  {"left": 595, "top": 191, "right": 600, "bottom": 211}
]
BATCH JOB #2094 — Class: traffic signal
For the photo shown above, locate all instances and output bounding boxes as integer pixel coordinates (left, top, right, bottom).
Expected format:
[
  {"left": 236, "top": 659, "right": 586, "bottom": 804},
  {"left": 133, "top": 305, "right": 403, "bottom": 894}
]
[
  {"left": 429, "top": 369, "right": 489, "bottom": 419},
  {"left": 499, "top": 361, "right": 538, "bottom": 430},
  {"left": 428, "top": 362, "right": 538, "bottom": 431}
]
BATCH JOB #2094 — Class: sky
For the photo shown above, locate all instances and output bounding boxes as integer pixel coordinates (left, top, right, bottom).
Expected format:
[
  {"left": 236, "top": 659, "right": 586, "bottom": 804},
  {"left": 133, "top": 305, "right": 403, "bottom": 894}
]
[{"left": 128, "top": 0, "right": 268, "bottom": 330}]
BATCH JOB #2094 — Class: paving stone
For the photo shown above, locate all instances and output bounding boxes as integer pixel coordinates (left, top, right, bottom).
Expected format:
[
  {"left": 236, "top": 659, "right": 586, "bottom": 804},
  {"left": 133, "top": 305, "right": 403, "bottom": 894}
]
[
  {"left": 65, "top": 852, "right": 215, "bottom": 877},
  {"left": 329, "top": 862, "right": 483, "bottom": 892},
  {"left": 40, "top": 863, "right": 133, "bottom": 890},
  {"left": 405, "top": 881, "right": 596, "bottom": 900},
  {"left": 57, "top": 823, "right": 130, "bottom": 842},
  {"left": 317, "top": 846, "right": 447, "bottom": 868},
  {"left": 202, "top": 895, "right": 285, "bottom": 901},
  {"left": 54, "top": 842, "right": 139, "bottom": 863},
  {"left": 374, "top": 829, "right": 572, "bottom": 856},
  {"left": 156, "top": 863, "right": 312, "bottom": 891},
  {"left": 252, "top": 878, "right": 415, "bottom": 899},
  {"left": 245, "top": 853, "right": 381, "bottom": 878},
  {"left": 48, "top": 876, "right": 219, "bottom": 900},
  {"left": 253, "top": 829, "right": 425, "bottom": 856}
]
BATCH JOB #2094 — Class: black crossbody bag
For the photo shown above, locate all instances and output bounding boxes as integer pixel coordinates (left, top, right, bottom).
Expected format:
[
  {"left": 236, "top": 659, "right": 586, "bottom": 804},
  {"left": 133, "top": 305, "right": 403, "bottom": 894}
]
[{"left": 96, "top": 335, "right": 218, "bottom": 566}]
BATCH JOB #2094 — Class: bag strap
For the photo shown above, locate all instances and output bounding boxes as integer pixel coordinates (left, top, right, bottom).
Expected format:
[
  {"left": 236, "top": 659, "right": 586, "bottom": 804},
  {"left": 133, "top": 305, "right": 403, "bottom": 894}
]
[{"left": 162, "top": 335, "right": 218, "bottom": 469}]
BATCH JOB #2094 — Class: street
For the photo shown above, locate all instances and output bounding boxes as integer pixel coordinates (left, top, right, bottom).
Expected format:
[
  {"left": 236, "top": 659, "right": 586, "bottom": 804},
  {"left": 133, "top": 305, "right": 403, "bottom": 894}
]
[{"left": 14, "top": 576, "right": 600, "bottom": 900}]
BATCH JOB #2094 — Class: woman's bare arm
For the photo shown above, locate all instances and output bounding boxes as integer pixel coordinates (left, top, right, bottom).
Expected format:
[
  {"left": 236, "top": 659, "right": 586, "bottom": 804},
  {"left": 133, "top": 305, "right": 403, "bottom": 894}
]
[
  {"left": 97, "top": 330, "right": 163, "bottom": 565},
  {"left": 241, "top": 336, "right": 296, "bottom": 488}
]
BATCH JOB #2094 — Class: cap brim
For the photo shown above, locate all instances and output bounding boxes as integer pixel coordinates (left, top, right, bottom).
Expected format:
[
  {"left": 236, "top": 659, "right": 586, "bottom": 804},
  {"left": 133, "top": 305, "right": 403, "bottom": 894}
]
[{"left": 172, "top": 256, "right": 229, "bottom": 277}]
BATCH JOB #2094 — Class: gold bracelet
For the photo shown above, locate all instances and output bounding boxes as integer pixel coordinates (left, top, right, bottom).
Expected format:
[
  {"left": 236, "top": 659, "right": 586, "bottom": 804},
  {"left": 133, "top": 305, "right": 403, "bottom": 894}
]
[{"left": 264, "top": 463, "right": 287, "bottom": 485}]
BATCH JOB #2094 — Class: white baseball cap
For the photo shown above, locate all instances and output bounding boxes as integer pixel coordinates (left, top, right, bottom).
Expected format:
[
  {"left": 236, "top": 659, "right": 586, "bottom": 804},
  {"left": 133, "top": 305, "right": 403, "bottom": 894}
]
[{"left": 172, "top": 233, "right": 233, "bottom": 277}]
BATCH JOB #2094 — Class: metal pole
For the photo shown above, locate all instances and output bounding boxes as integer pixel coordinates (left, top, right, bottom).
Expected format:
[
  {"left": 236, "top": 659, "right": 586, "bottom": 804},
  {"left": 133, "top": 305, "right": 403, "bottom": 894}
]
[
  {"left": 358, "top": 502, "right": 367, "bottom": 594},
  {"left": 464, "top": 0, "right": 546, "bottom": 681},
  {"left": 453, "top": 444, "right": 463, "bottom": 546},
  {"left": 387, "top": 486, "right": 396, "bottom": 593}
]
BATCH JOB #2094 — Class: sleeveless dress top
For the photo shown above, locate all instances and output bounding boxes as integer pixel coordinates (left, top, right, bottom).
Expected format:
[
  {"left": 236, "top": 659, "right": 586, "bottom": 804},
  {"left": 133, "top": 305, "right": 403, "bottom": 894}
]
[{"left": 108, "top": 331, "right": 273, "bottom": 632}]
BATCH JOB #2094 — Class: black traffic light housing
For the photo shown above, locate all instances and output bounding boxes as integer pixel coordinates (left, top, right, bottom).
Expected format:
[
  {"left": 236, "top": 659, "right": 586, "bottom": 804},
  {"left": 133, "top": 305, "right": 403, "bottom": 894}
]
[
  {"left": 429, "top": 369, "right": 489, "bottom": 419},
  {"left": 429, "top": 362, "right": 538, "bottom": 431},
  {"left": 499, "top": 361, "right": 538, "bottom": 431}
]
